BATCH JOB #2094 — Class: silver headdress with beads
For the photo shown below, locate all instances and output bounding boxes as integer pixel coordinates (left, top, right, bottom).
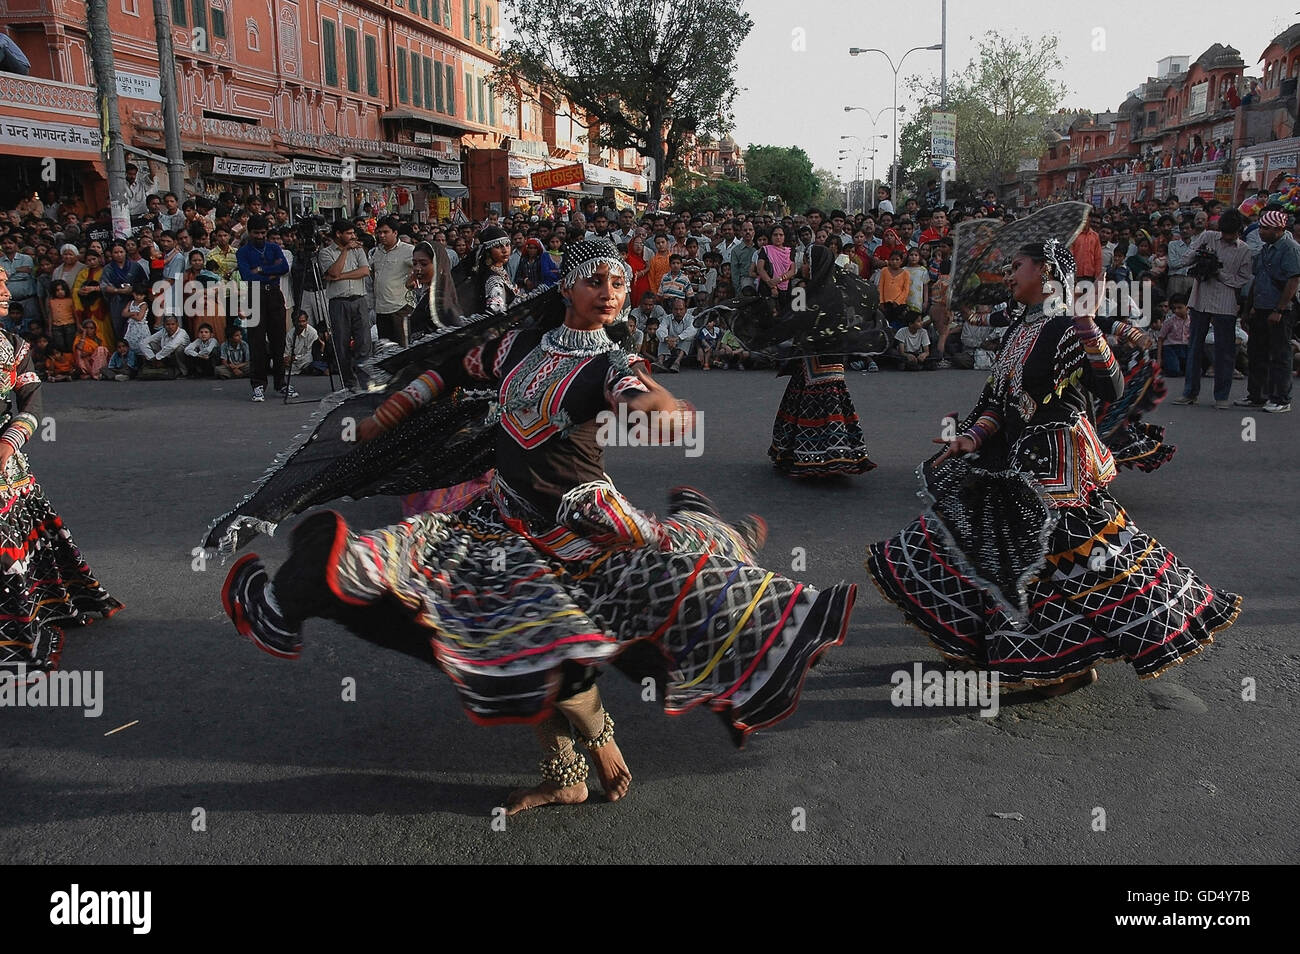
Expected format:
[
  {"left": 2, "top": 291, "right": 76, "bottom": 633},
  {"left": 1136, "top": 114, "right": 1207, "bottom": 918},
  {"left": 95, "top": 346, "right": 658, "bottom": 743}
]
[{"left": 558, "top": 239, "right": 631, "bottom": 289}]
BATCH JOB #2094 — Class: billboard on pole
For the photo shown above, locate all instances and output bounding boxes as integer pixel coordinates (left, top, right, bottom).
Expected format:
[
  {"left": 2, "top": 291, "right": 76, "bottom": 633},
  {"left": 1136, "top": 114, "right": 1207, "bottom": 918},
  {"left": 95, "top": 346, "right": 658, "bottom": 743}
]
[{"left": 931, "top": 110, "right": 957, "bottom": 161}]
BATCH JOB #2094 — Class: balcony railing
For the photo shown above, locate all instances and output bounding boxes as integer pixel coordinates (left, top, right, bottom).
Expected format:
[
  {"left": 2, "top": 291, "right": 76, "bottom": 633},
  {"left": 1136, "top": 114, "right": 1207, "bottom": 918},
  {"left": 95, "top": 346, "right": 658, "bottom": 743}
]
[{"left": 0, "top": 74, "right": 97, "bottom": 117}]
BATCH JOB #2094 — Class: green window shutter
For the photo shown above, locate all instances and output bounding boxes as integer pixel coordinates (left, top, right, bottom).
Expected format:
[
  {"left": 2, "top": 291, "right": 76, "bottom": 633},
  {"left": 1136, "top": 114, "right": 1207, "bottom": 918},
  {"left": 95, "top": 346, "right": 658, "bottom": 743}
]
[
  {"left": 435, "top": 62, "right": 444, "bottom": 112},
  {"left": 476, "top": 76, "right": 485, "bottom": 123},
  {"left": 485, "top": 5, "right": 492, "bottom": 47},
  {"left": 445, "top": 64, "right": 455, "bottom": 115},
  {"left": 212, "top": 4, "right": 226, "bottom": 38},
  {"left": 465, "top": 73, "right": 473, "bottom": 121},
  {"left": 488, "top": 81, "right": 495, "bottom": 127},
  {"left": 344, "top": 28, "right": 359, "bottom": 93},
  {"left": 462, "top": 0, "right": 470, "bottom": 38},
  {"left": 322, "top": 20, "right": 338, "bottom": 87},
  {"left": 424, "top": 58, "right": 434, "bottom": 112},
  {"left": 411, "top": 49, "right": 422, "bottom": 107},
  {"left": 443, "top": 0, "right": 451, "bottom": 28},
  {"left": 191, "top": 0, "right": 208, "bottom": 35},
  {"left": 397, "top": 52, "right": 408, "bottom": 104},
  {"left": 474, "top": 0, "right": 482, "bottom": 44},
  {"left": 171, "top": 0, "right": 187, "bottom": 27},
  {"left": 365, "top": 35, "right": 378, "bottom": 97}
]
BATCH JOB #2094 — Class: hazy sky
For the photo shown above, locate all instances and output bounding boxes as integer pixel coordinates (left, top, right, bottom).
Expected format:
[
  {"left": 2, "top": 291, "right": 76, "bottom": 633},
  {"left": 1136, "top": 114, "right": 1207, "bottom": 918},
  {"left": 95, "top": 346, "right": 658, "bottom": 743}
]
[{"left": 728, "top": 0, "right": 1296, "bottom": 186}]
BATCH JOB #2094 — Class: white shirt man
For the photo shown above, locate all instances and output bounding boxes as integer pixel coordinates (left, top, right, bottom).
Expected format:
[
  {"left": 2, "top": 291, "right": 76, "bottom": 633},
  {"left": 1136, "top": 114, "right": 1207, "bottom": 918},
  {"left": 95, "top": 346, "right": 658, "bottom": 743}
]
[
  {"left": 124, "top": 164, "right": 156, "bottom": 217},
  {"left": 284, "top": 318, "right": 320, "bottom": 374},
  {"left": 369, "top": 229, "right": 414, "bottom": 316},
  {"left": 140, "top": 320, "right": 190, "bottom": 360}
]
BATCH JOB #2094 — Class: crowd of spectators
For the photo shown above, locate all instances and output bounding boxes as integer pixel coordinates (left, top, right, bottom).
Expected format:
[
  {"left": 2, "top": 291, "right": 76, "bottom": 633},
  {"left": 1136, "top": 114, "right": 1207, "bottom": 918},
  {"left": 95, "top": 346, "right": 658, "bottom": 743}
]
[{"left": 2, "top": 166, "right": 1297, "bottom": 409}]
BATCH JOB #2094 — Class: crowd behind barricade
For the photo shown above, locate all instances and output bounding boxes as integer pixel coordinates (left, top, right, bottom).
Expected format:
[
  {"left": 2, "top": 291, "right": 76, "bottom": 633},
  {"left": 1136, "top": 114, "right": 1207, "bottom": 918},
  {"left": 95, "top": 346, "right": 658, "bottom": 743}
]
[{"left": 1, "top": 166, "right": 1297, "bottom": 410}]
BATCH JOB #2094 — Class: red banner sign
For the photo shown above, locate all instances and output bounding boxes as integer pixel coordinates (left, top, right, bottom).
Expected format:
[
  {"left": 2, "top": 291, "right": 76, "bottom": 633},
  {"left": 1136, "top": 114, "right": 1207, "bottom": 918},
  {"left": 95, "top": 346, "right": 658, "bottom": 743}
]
[{"left": 530, "top": 162, "right": 586, "bottom": 191}]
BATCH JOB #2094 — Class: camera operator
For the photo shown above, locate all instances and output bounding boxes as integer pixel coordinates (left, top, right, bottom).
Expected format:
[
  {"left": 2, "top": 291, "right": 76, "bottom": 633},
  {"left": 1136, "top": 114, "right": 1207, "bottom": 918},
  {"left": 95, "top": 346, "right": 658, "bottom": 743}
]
[
  {"left": 236, "top": 214, "right": 291, "bottom": 402},
  {"left": 1173, "top": 208, "right": 1253, "bottom": 409},
  {"left": 318, "top": 219, "right": 372, "bottom": 392}
]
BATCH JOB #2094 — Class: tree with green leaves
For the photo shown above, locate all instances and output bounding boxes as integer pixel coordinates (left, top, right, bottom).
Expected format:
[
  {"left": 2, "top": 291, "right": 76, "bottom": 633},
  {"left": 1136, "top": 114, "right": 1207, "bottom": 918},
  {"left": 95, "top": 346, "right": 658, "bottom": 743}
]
[
  {"left": 669, "top": 179, "right": 764, "bottom": 213},
  {"left": 494, "top": 0, "right": 753, "bottom": 203},
  {"left": 901, "top": 31, "right": 1068, "bottom": 198},
  {"left": 743, "top": 145, "right": 821, "bottom": 212}
]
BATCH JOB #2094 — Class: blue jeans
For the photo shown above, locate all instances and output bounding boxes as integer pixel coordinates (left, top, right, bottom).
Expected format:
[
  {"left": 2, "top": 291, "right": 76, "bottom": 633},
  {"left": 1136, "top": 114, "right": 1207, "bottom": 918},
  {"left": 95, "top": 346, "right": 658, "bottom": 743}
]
[
  {"left": 1184, "top": 309, "right": 1237, "bottom": 402},
  {"left": 1160, "top": 343, "right": 1189, "bottom": 376}
]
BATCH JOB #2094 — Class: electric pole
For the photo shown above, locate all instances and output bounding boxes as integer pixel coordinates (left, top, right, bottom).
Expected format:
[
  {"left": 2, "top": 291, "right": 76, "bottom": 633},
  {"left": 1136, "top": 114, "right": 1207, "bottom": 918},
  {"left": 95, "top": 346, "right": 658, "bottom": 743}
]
[
  {"left": 85, "top": 1, "right": 130, "bottom": 238},
  {"left": 939, "top": 0, "right": 948, "bottom": 209},
  {"left": 152, "top": 0, "right": 188, "bottom": 196}
]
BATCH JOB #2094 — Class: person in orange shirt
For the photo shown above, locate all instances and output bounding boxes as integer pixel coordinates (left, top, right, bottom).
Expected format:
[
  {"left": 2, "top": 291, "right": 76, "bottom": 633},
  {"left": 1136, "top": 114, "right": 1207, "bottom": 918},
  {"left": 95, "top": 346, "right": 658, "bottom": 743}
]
[
  {"left": 876, "top": 249, "right": 912, "bottom": 329},
  {"left": 1071, "top": 209, "right": 1104, "bottom": 290},
  {"left": 646, "top": 234, "right": 672, "bottom": 303}
]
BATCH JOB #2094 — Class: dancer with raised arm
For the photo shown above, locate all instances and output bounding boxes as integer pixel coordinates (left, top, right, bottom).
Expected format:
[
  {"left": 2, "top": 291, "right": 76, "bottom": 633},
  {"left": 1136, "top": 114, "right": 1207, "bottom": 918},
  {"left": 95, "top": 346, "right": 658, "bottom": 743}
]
[{"left": 212, "top": 240, "right": 856, "bottom": 813}]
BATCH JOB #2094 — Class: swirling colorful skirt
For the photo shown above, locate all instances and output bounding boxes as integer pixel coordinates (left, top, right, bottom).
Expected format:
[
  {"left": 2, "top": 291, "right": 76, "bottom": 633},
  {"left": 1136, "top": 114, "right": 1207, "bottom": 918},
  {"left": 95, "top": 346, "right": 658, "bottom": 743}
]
[
  {"left": 769, "top": 357, "right": 875, "bottom": 477},
  {"left": 866, "top": 445, "right": 1239, "bottom": 686},
  {"left": 276, "top": 477, "right": 855, "bottom": 745},
  {"left": 0, "top": 465, "right": 122, "bottom": 677},
  {"left": 1096, "top": 345, "right": 1176, "bottom": 473}
]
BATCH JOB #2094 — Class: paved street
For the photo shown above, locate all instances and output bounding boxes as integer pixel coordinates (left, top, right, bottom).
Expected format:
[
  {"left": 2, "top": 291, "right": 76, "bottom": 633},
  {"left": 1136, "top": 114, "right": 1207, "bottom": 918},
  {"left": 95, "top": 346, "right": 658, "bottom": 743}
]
[{"left": 2, "top": 368, "right": 1296, "bottom": 864}]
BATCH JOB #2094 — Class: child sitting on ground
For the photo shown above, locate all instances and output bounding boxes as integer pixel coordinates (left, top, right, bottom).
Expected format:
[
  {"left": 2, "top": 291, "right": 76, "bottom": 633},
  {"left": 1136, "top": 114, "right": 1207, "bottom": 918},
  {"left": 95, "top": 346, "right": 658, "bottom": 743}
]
[
  {"left": 895, "top": 311, "right": 932, "bottom": 371},
  {"left": 216, "top": 327, "right": 250, "bottom": 379},
  {"left": 101, "top": 339, "right": 139, "bottom": 380},
  {"left": 184, "top": 323, "right": 220, "bottom": 377},
  {"left": 45, "top": 344, "right": 76, "bottom": 381}
]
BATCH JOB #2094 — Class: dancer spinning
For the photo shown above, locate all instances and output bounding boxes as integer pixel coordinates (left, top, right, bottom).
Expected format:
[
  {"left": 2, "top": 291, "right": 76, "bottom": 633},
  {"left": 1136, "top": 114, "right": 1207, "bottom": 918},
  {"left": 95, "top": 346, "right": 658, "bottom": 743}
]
[
  {"left": 767, "top": 245, "right": 877, "bottom": 477},
  {"left": 867, "top": 204, "right": 1238, "bottom": 695},
  {"left": 0, "top": 267, "right": 122, "bottom": 677},
  {"left": 215, "top": 240, "right": 855, "bottom": 812}
]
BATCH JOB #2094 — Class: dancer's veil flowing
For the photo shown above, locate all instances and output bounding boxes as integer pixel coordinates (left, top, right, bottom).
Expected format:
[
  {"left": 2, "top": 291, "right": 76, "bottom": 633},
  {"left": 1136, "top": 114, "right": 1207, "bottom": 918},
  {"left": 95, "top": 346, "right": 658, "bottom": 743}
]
[
  {"left": 948, "top": 202, "right": 1091, "bottom": 309},
  {"left": 200, "top": 284, "right": 564, "bottom": 556}
]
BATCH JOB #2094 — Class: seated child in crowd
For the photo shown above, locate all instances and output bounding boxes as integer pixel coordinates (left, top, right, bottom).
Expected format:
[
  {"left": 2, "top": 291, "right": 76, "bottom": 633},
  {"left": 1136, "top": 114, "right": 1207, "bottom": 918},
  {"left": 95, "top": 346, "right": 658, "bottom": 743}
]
[
  {"left": 102, "top": 340, "right": 139, "bottom": 381},
  {"left": 185, "top": 323, "right": 220, "bottom": 377},
  {"left": 895, "top": 311, "right": 933, "bottom": 371},
  {"left": 216, "top": 328, "right": 250, "bottom": 379}
]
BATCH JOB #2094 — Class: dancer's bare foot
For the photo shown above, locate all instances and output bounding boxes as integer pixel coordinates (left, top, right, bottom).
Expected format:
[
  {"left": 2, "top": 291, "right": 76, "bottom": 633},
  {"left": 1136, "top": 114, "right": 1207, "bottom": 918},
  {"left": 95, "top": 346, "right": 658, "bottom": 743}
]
[
  {"left": 589, "top": 741, "right": 632, "bottom": 802},
  {"left": 505, "top": 780, "right": 588, "bottom": 815}
]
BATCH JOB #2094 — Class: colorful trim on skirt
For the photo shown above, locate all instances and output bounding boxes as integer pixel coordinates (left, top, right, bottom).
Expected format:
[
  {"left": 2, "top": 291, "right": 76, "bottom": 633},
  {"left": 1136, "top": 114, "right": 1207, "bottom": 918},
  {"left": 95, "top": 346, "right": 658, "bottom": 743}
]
[
  {"left": 769, "top": 357, "right": 875, "bottom": 477},
  {"left": 866, "top": 486, "right": 1239, "bottom": 686},
  {"left": 0, "top": 480, "right": 123, "bottom": 676},
  {"left": 1097, "top": 350, "right": 1176, "bottom": 472},
  {"left": 311, "top": 478, "right": 855, "bottom": 744}
]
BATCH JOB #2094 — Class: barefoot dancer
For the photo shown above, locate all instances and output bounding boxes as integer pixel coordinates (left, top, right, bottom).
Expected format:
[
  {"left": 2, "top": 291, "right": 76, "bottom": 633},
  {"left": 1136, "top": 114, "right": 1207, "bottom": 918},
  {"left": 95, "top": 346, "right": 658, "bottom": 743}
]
[
  {"left": 866, "top": 206, "right": 1239, "bottom": 696},
  {"left": 217, "top": 241, "right": 855, "bottom": 812}
]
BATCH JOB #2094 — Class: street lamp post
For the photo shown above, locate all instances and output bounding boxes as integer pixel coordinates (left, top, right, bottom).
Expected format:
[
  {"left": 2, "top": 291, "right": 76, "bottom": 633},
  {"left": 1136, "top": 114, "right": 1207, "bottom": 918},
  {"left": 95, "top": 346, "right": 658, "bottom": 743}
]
[
  {"left": 841, "top": 129, "right": 888, "bottom": 210},
  {"left": 849, "top": 43, "right": 942, "bottom": 204}
]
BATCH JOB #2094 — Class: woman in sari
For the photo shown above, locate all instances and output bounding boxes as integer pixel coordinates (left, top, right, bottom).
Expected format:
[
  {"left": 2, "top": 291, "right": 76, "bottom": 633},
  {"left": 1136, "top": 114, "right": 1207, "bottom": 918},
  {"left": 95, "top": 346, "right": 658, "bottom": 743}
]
[
  {"left": 625, "top": 234, "right": 650, "bottom": 305},
  {"left": 100, "top": 241, "right": 148, "bottom": 343},
  {"left": 71, "top": 249, "right": 113, "bottom": 349},
  {"left": 755, "top": 226, "right": 795, "bottom": 317}
]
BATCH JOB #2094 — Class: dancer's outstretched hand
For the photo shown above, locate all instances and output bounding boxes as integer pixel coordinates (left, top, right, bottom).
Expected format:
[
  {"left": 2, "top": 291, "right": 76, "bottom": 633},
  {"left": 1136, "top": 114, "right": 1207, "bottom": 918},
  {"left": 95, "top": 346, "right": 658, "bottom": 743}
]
[
  {"left": 932, "top": 435, "right": 977, "bottom": 466},
  {"left": 357, "top": 416, "right": 383, "bottom": 443}
]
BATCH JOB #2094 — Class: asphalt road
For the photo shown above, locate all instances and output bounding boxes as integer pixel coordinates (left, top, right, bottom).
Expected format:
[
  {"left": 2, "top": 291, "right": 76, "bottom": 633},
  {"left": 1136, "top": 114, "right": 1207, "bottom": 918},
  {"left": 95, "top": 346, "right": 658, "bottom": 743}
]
[{"left": 2, "top": 365, "right": 1296, "bottom": 864}]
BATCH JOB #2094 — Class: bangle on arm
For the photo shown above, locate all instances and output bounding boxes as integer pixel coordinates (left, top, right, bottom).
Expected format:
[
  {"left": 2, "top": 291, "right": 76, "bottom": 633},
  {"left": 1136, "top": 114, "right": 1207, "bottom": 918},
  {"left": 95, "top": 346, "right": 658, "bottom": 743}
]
[{"left": 372, "top": 369, "right": 444, "bottom": 432}]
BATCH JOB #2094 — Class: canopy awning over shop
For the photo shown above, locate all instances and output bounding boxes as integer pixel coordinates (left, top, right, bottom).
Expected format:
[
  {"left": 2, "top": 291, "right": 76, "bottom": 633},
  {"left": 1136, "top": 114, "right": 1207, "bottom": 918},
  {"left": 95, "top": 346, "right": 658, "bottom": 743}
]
[{"left": 433, "top": 181, "right": 469, "bottom": 198}]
